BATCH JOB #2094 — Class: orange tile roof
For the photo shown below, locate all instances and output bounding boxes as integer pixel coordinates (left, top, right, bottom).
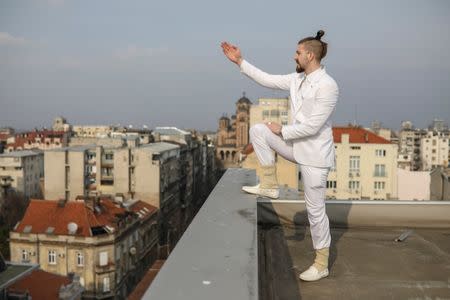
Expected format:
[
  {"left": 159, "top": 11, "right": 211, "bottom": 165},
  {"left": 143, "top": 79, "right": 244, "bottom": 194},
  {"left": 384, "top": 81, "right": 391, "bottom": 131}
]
[
  {"left": 129, "top": 200, "right": 158, "bottom": 220},
  {"left": 7, "top": 130, "right": 65, "bottom": 149},
  {"left": 15, "top": 199, "right": 158, "bottom": 237},
  {"left": 16, "top": 200, "right": 93, "bottom": 236},
  {"left": 332, "top": 127, "right": 392, "bottom": 144},
  {"left": 8, "top": 269, "right": 71, "bottom": 300}
]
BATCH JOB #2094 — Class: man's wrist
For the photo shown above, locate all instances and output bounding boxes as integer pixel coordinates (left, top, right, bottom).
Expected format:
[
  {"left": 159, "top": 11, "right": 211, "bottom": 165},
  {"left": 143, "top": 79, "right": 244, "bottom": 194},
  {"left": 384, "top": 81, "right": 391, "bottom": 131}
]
[{"left": 237, "top": 57, "right": 243, "bottom": 66}]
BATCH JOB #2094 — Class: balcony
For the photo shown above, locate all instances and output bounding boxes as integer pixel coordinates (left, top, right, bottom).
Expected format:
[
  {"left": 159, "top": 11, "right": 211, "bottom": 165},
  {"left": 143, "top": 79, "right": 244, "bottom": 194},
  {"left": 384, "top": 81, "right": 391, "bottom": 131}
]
[{"left": 142, "top": 169, "right": 450, "bottom": 300}]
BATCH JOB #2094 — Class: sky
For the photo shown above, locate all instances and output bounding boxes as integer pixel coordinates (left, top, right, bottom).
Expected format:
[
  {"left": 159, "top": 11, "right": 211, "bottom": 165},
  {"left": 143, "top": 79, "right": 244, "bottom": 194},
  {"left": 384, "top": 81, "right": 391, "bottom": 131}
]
[{"left": 0, "top": 0, "right": 449, "bottom": 132}]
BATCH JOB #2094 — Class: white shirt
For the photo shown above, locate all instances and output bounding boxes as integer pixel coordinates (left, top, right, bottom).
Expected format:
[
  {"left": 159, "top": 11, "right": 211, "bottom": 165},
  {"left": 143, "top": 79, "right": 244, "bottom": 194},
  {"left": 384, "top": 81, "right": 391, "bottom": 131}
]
[{"left": 239, "top": 59, "right": 339, "bottom": 168}]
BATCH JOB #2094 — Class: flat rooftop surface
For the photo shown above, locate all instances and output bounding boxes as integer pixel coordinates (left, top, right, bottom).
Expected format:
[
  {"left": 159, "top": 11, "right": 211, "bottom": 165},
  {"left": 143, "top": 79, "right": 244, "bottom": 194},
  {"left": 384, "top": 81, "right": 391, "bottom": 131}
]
[{"left": 259, "top": 225, "right": 450, "bottom": 300}]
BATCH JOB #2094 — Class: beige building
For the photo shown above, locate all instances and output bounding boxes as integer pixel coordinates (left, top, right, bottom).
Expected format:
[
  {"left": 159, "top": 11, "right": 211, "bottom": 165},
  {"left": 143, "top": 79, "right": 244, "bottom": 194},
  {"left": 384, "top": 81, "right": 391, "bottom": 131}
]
[
  {"left": 242, "top": 97, "right": 298, "bottom": 189},
  {"left": 420, "top": 131, "right": 449, "bottom": 171},
  {"left": 0, "top": 150, "right": 44, "bottom": 199},
  {"left": 327, "top": 127, "right": 398, "bottom": 200},
  {"left": 9, "top": 198, "right": 159, "bottom": 299},
  {"left": 73, "top": 125, "right": 114, "bottom": 138},
  {"left": 44, "top": 143, "right": 180, "bottom": 208}
]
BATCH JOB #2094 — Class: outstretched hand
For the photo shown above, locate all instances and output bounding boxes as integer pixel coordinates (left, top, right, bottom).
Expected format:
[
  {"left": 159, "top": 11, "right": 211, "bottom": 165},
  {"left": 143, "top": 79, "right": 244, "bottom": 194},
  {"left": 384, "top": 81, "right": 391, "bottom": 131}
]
[{"left": 221, "top": 41, "right": 243, "bottom": 65}]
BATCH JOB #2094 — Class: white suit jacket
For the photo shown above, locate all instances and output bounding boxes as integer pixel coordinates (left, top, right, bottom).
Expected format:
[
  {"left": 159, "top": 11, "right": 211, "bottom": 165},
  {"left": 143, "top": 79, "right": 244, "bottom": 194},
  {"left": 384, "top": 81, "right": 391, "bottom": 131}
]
[{"left": 240, "top": 59, "right": 339, "bottom": 168}]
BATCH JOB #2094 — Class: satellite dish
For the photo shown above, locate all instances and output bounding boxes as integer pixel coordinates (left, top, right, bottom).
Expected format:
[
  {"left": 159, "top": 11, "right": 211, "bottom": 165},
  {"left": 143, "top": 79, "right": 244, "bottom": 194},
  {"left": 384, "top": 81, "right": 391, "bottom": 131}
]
[{"left": 68, "top": 222, "right": 78, "bottom": 235}]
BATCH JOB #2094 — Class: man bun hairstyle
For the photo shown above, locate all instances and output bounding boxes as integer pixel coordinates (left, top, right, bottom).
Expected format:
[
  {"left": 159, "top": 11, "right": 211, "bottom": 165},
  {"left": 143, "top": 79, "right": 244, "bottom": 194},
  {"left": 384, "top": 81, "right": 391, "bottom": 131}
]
[{"left": 298, "top": 30, "right": 328, "bottom": 61}]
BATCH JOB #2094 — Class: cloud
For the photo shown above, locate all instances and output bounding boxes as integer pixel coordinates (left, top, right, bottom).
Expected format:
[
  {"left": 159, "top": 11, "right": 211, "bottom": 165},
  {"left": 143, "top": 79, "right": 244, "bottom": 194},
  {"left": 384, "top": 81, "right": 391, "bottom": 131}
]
[{"left": 0, "top": 32, "right": 28, "bottom": 46}]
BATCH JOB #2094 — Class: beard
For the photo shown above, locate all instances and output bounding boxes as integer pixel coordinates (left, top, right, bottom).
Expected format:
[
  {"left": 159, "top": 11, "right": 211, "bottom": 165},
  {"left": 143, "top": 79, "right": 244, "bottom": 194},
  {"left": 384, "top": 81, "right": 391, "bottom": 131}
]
[{"left": 295, "top": 60, "right": 304, "bottom": 73}]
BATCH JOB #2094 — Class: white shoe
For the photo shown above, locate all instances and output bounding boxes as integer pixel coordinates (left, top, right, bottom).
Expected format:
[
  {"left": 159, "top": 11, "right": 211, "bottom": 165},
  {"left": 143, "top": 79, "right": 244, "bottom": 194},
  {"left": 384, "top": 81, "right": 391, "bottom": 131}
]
[
  {"left": 242, "top": 184, "right": 279, "bottom": 199},
  {"left": 299, "top": 265, "right": 329, "bottom": 282}
]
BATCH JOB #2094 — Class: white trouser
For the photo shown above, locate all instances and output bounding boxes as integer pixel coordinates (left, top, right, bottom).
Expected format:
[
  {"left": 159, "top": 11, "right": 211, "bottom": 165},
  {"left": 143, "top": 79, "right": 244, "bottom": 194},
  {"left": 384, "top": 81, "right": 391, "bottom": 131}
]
[{"left": 250, "top": 124, "right": 331, "bottom": 249}]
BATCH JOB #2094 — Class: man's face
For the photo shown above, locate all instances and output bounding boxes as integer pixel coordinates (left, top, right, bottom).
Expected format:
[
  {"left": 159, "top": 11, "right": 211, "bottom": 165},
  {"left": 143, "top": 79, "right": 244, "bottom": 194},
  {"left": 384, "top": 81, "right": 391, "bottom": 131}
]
[{"left": 294, "top": 43, "right": 310, "bottom": 73}]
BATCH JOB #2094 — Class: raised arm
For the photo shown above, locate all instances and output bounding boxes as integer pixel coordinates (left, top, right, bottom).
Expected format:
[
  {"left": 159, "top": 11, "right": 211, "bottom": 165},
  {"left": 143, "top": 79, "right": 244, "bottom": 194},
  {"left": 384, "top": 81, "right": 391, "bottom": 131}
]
[{"left": 221, "top": 41, "right": 292, "bottom": 91}]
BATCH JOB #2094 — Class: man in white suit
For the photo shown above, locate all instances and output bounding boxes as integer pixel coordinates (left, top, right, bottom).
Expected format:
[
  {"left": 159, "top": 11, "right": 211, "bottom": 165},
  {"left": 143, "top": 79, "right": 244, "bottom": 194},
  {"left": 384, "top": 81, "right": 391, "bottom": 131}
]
[{"left": 221, "top": 30, "right": 338, "bottom": 282}]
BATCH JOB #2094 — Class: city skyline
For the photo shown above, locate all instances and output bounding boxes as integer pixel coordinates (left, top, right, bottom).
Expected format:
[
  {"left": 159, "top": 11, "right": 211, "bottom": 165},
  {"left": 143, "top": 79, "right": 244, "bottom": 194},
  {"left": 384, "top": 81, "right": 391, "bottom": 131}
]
[{"left": 1, "top": 0, "right": 450, "bottom": 131}]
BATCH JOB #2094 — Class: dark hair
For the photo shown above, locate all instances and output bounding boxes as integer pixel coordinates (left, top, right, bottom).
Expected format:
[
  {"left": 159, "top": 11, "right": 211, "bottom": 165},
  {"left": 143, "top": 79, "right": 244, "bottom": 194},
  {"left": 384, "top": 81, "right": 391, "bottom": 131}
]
[{"left": 298, "top": 30, "right": 328, "bottom": 61}]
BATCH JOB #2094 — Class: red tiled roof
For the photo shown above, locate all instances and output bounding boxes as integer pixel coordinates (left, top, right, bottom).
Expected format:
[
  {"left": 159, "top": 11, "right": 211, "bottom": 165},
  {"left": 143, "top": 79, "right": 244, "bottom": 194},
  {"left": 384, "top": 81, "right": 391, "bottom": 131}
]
[
  {"left": 8, "top": 269, "right": 71, "bottom": 300},
  {"left": 16, "top": 200, "right": 93, "bottom": 236},
  {"left": 332, "top": 127, "right": 391, "bottom": 144},
  {"left": 15, "top": 199, "right": 158, "bottom": 237},
  {"left": 16, "top": 199, "right": 126, "bottom": 237},
  {"left": 129, "top": 200, "right": 158, "bottom": 220},
  {"left": 7, "top": 130, "right": 65, "bottom": 149}
]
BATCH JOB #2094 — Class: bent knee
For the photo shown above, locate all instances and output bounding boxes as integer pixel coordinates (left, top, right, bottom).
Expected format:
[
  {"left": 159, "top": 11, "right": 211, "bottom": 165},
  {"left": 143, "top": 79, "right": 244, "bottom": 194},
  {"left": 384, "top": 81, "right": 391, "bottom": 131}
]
[{"left": 250, "top": 123, "right": 269, "bottom": 137}]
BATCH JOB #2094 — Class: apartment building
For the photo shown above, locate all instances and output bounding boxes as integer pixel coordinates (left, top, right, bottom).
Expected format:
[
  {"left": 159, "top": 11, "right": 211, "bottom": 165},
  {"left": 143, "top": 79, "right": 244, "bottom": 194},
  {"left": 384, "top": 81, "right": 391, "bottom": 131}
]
[
  {"left": 327, "top": 127, "right": 398, "bottom": 200},
  {"left": 420, "top": 130, "right": 449, "bottom": 171},
  {"left": 9, "top": 198, "right": 158, "bottom": 299},
  {"left": 398, "top": 128, "right": 427, "bottom": 171},
  {"left": 0, "top": 150, "right": 44, "bottom": 199},
  {"left": 44, "top": 143, "right": 180, "bottom": 206}
]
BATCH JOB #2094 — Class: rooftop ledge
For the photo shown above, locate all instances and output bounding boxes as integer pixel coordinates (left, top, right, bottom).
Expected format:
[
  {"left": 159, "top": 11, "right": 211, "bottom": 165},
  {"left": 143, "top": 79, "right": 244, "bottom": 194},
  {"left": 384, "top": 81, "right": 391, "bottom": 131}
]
[{"left": 143, "top": 168, "right": 450, "bottom": 300}]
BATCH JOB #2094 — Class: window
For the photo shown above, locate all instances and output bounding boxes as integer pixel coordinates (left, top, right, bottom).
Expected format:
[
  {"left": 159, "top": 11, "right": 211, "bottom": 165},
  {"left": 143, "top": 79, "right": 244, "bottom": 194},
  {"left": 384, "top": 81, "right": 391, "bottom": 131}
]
[
  {"left": 374, "top": 181, "right": 385, "bottom": 190},
  {"left": 270, "top": 110, "right": 280, "bottom": 117},
  {"left": 349, "top": 156, "right": 360, "bottom": 172},
  {"left": 99, "top": 251, "right": 108, "bottom": 266},
  {"left": 327, "top": 181, "right": 337, "bottom": 188},
  {"left": 48, "top": 250, "right": 56, "bottom": 265},
  {"left": 281, "top": 111, "right": 288, "bottom": 116},
  {"left": 374, "top": 164, "right": 386, "bottom": 177},
  {"left": 105, "top": 153, "right": 113, "bottom": 160},
  {"left": 103, "top": 277, "right": 110, "bottom": 292},
  {"left": 77, "top": 252, "right": 84, "bottom": 266},
  {"left": 281, "top": 121, "right": 288, "bottom": 125},
  {"left": 262, "top": 110, "right": 269, "bottom": 117},
  {"left": 348, "top": 181, "right": 360, "bottom": 189},
  {"left": 375, "top": 149, "right": 386, "bottom": 157},
  {"left": 22, "top": 249, "right": 29, "bottom": 261},
  {"left": 350, "top": 146, "right": 361, "bottom": 150}
]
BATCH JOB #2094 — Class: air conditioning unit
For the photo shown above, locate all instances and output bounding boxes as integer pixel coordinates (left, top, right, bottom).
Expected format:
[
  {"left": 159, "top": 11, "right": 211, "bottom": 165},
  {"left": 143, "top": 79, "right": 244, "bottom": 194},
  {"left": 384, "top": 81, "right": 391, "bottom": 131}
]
[
  {"left": 356, "top": 172, "right": 360, "bottom": 177},
  {"left": 333, "top": 189, "right": 337, "bottom": 193},
  {"left": 374, "top": 190, "right": 379, "bottom": 194},
  {"left": 59, "top": 253, "right": 65, "bottom": 258},
  {"left": 349, "top": 173, "right": 353, "bottom": 177}
]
